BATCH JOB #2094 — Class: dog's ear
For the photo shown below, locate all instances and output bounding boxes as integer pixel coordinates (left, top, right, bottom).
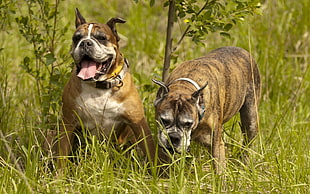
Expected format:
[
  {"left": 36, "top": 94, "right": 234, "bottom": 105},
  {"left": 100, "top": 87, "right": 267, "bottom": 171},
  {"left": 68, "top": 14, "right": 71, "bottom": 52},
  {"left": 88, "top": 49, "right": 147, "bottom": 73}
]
[
  {"left": 152, "top": 79, "right": 169, "bottom": 106},
  {"left": 192, "top": 81, "right": 208, "bottom": 101},
  {"left": 192, "top": 82, "right": 208, "bottom": 120},
  {"left": 75, "top": 8, "right": 87, "bottom": 28},
  {"left": 107, "top": 17, "right": 126, "bottom": 42}
]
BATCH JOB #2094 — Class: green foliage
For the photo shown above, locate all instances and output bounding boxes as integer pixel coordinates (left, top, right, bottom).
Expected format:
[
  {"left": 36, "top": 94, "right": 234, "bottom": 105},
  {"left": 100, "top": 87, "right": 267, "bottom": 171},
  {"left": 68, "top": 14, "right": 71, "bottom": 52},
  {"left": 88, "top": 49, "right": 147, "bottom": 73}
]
[
  {"left": 0, "top": 0, "right": 17, "bottom": 29},
  {"left": 173, "top": 0, "right": 262, "bottom": 43},
  {"left": 15, "top": 0, "right": 70, "bottom": 125},
  {"left": 0, "top": 0, "right": 309, "bottom": 193}
]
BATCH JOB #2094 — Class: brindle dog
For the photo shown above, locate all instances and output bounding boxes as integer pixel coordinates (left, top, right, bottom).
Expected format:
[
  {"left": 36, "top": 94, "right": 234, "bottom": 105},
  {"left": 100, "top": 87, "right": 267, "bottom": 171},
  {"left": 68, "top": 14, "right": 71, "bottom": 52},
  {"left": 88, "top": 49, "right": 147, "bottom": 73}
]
[{"left": 153, "top": 46, "right": 261, "bottom": 173}]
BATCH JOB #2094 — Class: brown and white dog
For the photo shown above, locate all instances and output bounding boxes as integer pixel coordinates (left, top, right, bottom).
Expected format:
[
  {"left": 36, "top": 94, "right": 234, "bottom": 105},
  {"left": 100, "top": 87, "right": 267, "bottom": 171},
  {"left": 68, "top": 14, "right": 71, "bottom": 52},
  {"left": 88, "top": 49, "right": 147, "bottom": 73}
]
[
  {"left": 50, "top": 8, "right": 159, "bottom": 167},
  {"left": 153, "top": 47, "right": 261, "bottom": 173}
]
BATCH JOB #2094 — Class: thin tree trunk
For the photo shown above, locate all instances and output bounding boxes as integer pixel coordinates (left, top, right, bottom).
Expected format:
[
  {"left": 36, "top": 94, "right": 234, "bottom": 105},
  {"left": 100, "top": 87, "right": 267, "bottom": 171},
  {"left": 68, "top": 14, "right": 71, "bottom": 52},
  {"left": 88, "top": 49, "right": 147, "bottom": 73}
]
[{"left": 162, "top": 0, "right": 175, "bottom": 82}]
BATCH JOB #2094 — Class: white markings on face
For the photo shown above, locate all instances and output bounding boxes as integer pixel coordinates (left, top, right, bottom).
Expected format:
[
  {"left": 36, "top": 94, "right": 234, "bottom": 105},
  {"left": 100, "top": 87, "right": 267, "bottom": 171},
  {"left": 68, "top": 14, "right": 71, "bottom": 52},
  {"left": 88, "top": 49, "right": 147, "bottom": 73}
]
[
  {"left": 74, "top": 23, "right": 94, "bottom": 49},
  {"left": 183, "top": 129, "right": 192, "bottom": 151},
  {"left": 87, "top": 23, "right": 93, "bottom": 39}
]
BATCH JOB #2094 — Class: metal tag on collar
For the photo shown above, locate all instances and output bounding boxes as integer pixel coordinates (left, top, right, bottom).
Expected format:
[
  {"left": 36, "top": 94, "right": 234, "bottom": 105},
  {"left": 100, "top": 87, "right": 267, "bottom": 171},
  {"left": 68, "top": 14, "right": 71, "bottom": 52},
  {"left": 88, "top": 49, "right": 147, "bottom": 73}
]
[{"left": 115, "top": 75, "right": 124, "bottom": 88}]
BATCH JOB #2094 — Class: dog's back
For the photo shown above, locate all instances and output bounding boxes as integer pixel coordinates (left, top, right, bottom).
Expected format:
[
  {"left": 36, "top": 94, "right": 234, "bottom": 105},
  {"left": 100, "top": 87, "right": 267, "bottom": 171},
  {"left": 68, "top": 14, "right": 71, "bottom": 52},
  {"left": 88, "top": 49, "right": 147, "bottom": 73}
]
[{"left": 167, "top": 46, "right": 261, "bottom": 123}]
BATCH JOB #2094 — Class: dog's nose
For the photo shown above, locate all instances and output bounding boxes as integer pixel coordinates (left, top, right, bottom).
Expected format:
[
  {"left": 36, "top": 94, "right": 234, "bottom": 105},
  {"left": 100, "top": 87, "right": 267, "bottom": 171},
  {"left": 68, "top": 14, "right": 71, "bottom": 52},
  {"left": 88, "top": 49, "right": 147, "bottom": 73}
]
[
  {"left": 80, "top": 39, "right": 93, "bottom": 47},
  {"left": 168, "top": 132, "right": 181, "bottom": 147}
]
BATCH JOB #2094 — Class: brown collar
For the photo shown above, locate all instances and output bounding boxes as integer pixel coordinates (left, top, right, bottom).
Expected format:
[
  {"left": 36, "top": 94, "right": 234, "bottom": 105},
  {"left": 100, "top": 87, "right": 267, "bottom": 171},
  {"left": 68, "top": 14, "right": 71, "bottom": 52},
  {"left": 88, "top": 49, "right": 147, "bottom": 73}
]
[{"left": 95, "top": 58, "right": 129, "bottom": 89}]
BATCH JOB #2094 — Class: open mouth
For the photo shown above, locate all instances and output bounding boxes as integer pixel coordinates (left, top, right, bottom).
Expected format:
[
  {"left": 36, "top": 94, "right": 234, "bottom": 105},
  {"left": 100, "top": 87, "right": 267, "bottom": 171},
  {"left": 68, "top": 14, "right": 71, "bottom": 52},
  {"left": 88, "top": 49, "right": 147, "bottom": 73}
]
[{"left": 77, "top": 56, "right": 113, "bottom": 81}]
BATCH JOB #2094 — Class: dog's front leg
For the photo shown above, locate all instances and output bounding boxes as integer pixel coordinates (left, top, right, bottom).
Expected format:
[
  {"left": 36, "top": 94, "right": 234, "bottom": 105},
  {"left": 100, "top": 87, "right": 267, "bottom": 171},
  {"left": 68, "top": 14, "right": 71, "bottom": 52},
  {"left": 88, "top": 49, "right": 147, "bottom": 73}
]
[
  {"left": 211, "top": 121, "right": 226, "bottom": 174},
  {"left": 55, "top": 123, "right": 75, "bottom": 168},
  {"left": 128, "top": 118, "right": 156, "bottom": 162}
]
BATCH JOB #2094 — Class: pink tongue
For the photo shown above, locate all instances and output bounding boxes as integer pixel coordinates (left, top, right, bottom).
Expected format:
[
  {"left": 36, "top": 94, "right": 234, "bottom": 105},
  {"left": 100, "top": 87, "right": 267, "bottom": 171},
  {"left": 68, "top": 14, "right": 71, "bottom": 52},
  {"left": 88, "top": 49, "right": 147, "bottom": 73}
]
[{"left": 77, "top": 60, "right": 97, "bottom": 80}]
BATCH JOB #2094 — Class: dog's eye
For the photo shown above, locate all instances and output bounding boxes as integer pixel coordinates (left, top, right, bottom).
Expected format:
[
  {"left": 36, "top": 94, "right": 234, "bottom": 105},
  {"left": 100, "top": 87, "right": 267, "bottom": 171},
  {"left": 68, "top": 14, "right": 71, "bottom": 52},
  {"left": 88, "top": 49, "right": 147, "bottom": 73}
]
[
  {"left": 95, "top": 34, "right": 107, "bottom": 41},
  {"left": 72, "top": 34, "right": 83, "bottom": 43},
  {"left": 183, "top": 121, "right": 193, "bottom": 128},
  {"left": 160, "top": 117, "right": 171, "bottom": 127}
]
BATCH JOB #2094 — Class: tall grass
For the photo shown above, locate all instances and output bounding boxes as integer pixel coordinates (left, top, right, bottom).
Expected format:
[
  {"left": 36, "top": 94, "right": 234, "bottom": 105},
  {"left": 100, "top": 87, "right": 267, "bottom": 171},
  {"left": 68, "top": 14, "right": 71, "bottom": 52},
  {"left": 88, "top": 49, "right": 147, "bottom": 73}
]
[{"left": 0, "top": 0, "right": 309, "bottom": 193}]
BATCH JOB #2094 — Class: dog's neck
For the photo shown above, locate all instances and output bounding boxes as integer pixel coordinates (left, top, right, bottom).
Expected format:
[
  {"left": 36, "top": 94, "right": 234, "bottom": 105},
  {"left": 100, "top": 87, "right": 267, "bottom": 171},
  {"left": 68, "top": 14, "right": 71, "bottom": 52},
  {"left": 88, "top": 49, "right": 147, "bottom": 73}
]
[
  {"left": 95, "top": 56, "right": 129, "bottom": 89},
  {"left": 107, "top": 53, "right": 125, "bottom": 78}
]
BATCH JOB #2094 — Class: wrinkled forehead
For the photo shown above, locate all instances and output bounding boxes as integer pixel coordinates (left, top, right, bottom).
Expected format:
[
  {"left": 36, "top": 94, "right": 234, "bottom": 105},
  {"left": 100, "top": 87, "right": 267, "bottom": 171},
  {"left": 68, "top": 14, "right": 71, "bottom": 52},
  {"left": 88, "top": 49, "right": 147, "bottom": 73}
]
[
  {"left": 74, "top": 23, "right": 116, "bottom": 42},
  {"left": 157, "top": 94, "right": 197, "bottom": 118}
]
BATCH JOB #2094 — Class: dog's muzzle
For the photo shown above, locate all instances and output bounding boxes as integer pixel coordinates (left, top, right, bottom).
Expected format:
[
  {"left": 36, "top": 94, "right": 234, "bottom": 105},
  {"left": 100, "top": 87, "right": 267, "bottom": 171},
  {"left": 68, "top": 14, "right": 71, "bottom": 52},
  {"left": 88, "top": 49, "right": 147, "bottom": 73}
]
[
  {"left": 75, "top": 39, "right": 115, "bottom": 81},
  {"left": 159, "top": 130, "right": 191, "bottom": 154}
]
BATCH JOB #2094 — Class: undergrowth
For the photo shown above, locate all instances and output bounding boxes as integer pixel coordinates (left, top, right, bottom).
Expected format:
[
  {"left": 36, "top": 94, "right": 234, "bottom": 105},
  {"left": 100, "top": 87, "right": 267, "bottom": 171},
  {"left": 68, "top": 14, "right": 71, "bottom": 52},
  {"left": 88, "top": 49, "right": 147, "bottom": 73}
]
[{"left": 0, "top": 0, "right": 309, "bottom": 193}]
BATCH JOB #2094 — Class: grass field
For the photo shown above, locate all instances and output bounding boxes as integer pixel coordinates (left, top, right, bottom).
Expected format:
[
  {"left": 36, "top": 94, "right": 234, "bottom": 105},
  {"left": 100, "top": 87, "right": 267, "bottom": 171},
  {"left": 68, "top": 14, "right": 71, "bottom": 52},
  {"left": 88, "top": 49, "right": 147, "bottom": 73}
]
[{"left": 0, "top": 0, "right": 309, "bottom": 193}]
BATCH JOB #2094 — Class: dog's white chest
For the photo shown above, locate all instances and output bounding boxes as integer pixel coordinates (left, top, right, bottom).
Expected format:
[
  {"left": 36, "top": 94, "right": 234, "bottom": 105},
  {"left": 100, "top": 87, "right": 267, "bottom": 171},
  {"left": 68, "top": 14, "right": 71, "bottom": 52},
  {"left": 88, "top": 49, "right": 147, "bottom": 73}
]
[{"left": 75, "top": 83, "right": 124, "bottom": 137}]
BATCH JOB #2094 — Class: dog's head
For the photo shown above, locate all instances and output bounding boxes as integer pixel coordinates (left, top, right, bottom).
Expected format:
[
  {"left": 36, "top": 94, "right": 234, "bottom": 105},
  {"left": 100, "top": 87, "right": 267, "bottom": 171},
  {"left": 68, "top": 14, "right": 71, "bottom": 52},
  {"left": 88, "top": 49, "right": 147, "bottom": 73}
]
[
  {"left": 71, "top": 8, "right": 126, "bottom": 81},
  {"left": 153, "top": 79, "right": 208, "bottom": 154}
]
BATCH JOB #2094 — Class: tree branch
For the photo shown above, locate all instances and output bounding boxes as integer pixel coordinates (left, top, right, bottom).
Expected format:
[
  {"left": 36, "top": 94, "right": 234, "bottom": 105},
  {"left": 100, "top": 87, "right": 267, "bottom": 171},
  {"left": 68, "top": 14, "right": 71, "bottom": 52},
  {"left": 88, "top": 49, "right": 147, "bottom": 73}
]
[{"left": 172, "top": 0, "right": 209, "bottom": 53}]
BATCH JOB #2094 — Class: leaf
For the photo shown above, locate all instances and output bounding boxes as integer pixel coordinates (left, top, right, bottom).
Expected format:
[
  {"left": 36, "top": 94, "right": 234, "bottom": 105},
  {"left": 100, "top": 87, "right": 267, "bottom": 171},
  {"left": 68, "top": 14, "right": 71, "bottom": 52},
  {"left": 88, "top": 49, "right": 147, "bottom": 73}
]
[
  {"left": 20, "top": 56, "right": 32, "bottom": 74},
  {"left": 220, "top": 32, "right": 231, "bottom": 39},
  {"left": 44, "top": 53, "right": 56, "bottom": 66},
  {"left": 150, "top": 0, "right": 155, "bottom": 7},
  {"left": 164, "top": 1, "right": 170, "bottom": 7},
  {"left": 178, "top": 11, "right": 186, "bottom": 18},
  {"left": 224, "top": 23, "right": 233, "bottom": 31},
  {"left": 23, "top": 56, "right": 31, "bottom": 66}
]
